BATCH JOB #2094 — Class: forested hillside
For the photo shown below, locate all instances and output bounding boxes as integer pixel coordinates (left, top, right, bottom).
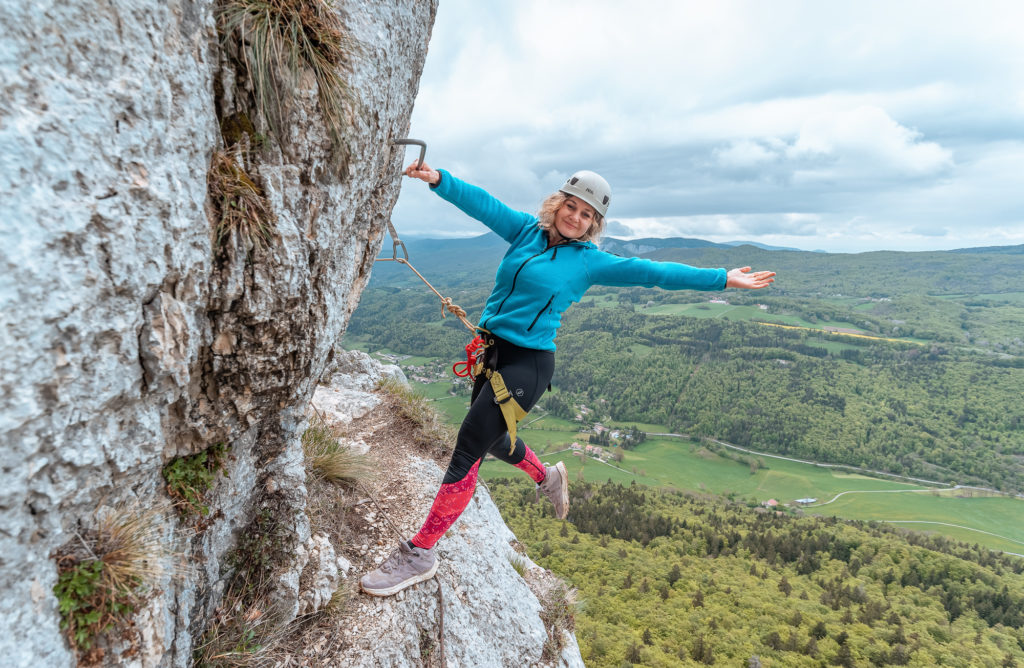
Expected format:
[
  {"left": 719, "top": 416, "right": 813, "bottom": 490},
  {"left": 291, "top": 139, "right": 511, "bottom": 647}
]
[
  {"left": 490, "top": 478, "right": 1024, "bottom": 667},
  {"left": 348, "top": 269, "right": 1024, "bottom": 490}
]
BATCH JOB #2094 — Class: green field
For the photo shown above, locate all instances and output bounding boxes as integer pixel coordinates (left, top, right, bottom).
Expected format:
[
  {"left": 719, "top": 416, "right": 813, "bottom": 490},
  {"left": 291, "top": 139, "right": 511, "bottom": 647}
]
[
  {"left": 529, "top": 436, "right": 922, "bottom": 500},
  {"left": 341, "top": 335, "right": 438, "bottom": 367},
  {"left": 639, "top": 302, "right": 863, "bottom": 331},
  {"left": 413, "top": 373, "right": 1024, "bottom": 555},
  {"left": 805, "top": 338, "right": 863, "bottom": 353},
  {"left": 493, "top": 433, "right": 1024, "bottom": 555},
  {"left": 821, "top": 492, "right": 1024, "bottom": 554}
]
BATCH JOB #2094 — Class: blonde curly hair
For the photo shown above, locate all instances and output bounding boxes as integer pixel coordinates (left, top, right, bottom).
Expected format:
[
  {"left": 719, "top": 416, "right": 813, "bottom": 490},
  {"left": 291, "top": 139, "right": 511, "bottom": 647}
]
[{"left": 536, "top": 192, "right": 606, "bottom": 243}]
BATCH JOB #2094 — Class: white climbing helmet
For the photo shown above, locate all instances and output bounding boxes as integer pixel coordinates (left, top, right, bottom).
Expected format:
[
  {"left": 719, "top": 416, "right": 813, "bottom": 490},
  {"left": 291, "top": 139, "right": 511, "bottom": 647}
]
[{"left": 559, "top": 170, "right": 611, "bottom": 217}]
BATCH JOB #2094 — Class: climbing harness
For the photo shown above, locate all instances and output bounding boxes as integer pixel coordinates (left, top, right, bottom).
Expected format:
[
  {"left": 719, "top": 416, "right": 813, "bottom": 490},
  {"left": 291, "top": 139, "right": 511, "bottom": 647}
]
[
  {"left": 451, "top": 334, "right": 484, "bottom": 378},
  {"left": 381, "top": 139, "right": 531, "bottom": 454},
  {"left": 469, "top": 330, "right": 529, "bottom": 455}
]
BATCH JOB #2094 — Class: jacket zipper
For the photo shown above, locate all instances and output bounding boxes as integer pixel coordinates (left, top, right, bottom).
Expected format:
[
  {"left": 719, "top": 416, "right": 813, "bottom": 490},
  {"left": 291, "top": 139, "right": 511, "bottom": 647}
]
[
  {"left": 482, "top": 247, "right": 551, "bottom": 330},
  {"left": 481, "top": 240, "right": 581, "bottom": 332},
  {"left": 527, "top": 294, "right": 556, "bottom": 332}
]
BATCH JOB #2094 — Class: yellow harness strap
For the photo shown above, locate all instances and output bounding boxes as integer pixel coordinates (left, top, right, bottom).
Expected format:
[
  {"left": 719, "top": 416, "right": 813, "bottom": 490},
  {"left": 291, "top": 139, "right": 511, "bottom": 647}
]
[
  {"left": 486, "top": 369, "right": 529, "bottom": 454},
  {"left": 473, "top": 333, "right": 529, "bottom": 454}
]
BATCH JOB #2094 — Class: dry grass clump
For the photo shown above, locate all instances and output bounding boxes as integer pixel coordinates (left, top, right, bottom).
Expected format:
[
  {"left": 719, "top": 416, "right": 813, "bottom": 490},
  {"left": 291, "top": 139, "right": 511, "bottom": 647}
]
[
  {"left": 90, "top": 506, "right": 172, "bottom": 591},
  {"left": 207, "top": 150, "right": 275, "bottom": 252},
  {"left": 302, "top": 413, "right": 371, "bottom": 486},
  {"left": 51, "top": 503, "right": 178, "bottom": 656},
  {"left": 537, "top": 581, "right": 578, "bottom": 661},
  {"left": 217, "top": 0, "right": 359, "bottom": 151},
  {"left": 192, "top": 589, "right": 286, "bottom": 667},
  {"left": 195, "top": 502, "right": 297, "bottom": 667},
  {"left": 376, "top": 377, "right": 456, "bottom": 460}
]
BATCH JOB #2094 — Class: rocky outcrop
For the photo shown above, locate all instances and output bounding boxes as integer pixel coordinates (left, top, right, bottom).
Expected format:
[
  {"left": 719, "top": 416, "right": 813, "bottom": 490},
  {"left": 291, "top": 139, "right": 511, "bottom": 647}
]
[
  {"left": 299, "top": 352, "right": 586, "bottom": 668},
  {"left": 0, "top": 0, "right": 436, "bottom": 665}
]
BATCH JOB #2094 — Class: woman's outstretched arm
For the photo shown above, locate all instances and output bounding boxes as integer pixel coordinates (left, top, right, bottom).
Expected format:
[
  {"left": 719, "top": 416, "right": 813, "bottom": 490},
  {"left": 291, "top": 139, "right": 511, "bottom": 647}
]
[
  {"left": 403, "top": 161, "right": 534, "bottom": 244},
  {"left": 584, "top": 253, "right": 775, "bottom": 292}
]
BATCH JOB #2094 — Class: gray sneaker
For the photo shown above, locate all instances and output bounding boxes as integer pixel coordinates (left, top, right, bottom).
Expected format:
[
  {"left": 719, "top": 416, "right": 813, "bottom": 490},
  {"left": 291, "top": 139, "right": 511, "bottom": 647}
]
[
  {"left": 537, "top": 461, "right": 569, "bottom": 519},
  {"left": 360, "top": 542, "right": 438, "bottom": 597}
]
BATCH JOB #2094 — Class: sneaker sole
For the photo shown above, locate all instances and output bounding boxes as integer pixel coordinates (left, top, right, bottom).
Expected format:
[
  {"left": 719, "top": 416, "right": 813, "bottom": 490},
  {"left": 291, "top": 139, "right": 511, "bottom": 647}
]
[
  {"left": 554, "top": 461, "right": 569, "bottom": 519},
  {"left": 360, "top": 558, "right": 439, "bottom": 597}
]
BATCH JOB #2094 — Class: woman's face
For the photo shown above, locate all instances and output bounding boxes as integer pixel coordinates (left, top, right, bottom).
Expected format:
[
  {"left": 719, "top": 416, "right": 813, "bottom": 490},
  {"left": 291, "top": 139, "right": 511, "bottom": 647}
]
[{"left": 553, "top": 196, "right": 597, "bottom": 240}]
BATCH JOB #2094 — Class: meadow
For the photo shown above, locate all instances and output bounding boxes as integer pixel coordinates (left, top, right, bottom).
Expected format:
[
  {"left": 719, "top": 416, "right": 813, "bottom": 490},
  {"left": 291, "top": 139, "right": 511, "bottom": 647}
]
[
  {"left": 579, "top": 292, "right": 938, "bottom": 346},
  {"left": 381, "top": 359, "right": 1024, "bottom": 556}
]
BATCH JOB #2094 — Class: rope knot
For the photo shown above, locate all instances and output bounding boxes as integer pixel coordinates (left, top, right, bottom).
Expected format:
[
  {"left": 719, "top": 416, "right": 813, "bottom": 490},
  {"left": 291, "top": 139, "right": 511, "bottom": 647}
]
[{"left": 442, "top": 297, "right": 468, "bottom": 319}]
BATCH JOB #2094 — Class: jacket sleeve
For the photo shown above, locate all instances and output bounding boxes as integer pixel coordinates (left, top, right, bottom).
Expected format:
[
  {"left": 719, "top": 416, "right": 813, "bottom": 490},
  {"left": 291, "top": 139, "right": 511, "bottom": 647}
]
[
  {"left": 430, "top": 169, "right": 535, "bottom": 244},
  {"left": 583, "top": 250, "right": 728, "bottom": 291}
]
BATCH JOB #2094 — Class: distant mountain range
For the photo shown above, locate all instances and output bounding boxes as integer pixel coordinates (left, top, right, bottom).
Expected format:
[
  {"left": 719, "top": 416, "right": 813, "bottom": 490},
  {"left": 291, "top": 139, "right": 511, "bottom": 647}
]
[
  {"left": 373, "top": 232, "right": 1023, "bottom": 297},
  {"left": 391, "top": 233, "right": 1023, "bottom": 258},
  {"left": 950, "top": 243, "right": 1024, "bottom": 254},
  {"left": 599, "top": 237, "right": 807, "bottom": 254}
]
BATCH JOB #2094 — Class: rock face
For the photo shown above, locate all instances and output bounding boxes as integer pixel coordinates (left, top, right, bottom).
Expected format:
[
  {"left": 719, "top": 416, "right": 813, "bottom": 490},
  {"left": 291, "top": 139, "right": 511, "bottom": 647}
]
[
  {"left": 310, "top": 352, "right": 586, "bottom": 668},
  {"left": 0, "top": 0, "right": 436, "bottom": 666}
]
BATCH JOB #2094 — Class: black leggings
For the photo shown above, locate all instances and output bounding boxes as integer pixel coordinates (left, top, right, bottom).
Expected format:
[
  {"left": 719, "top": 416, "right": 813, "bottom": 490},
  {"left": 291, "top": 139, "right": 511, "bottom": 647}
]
[{"left": 442, "top": 336, "right": 554, "bottom": 484}]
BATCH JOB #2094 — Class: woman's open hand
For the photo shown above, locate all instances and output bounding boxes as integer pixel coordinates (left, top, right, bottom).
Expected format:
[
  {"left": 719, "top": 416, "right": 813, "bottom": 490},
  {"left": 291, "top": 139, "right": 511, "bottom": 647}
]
[
  {"left": 405, "top": 160, "right": 441, "bottom": 185},
  {"left": 726, "top": 266, "right": 776, "bottom": 289}
]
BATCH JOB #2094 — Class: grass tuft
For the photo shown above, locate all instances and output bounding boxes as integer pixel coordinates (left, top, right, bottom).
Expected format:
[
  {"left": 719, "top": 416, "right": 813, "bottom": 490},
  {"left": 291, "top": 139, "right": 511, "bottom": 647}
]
[
  {"left": 302, "top": 413, "right": 371, "bottom": 485},
  {"left": 217, "top": 0, "right": 359, "bottom": 155},
  {"left": 92, "top": 505, "right": 174, "bottom": 593},
  {"left": 538, "top": 581, "right": 578, "bottom": 661},
  {"left": 377, "top": 377, "right": 456, "bottom": 460},
  {"left": 52, "top": 503, "right": 176, "bottom": 655},
  {"left": 508, "top": 552, "right": 530, "bottom": 578},
  {"left": 207, "top": 151, "right": 275, "bottom": 253}
]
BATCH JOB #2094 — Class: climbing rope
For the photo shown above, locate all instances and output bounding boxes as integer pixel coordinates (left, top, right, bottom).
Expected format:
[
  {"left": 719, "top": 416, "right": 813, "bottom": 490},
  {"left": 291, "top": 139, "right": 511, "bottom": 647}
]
[
  {"left": 377, "top": 141, "right": 526, "bottom": 447},
  {"left": 376, "top": 218, "right": 477, "bottom": 334},
  {"left": 376, "top": 218, "right": 526, "bottom": 452}
]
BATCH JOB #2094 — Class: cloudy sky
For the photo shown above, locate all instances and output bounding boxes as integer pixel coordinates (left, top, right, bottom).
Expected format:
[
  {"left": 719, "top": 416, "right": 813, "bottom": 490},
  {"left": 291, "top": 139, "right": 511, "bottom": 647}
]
[{"left": 389, "top": 0, "right": 1024, "bottom": 253}]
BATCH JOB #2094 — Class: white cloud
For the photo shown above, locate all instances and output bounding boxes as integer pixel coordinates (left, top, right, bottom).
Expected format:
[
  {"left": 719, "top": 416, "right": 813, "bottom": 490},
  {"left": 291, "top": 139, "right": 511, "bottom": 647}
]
[
  {"left": 622, "top": 213, "right": 822, "bottom": 240},
  {"left": 789, "top": 106, "right": 953, "bottom": 177},
  {"left": 715, "top": 140, "right": 779, "bottom": 169},
  {"left": 395, "top": 0, "right": 1024, "bottom": 252}
]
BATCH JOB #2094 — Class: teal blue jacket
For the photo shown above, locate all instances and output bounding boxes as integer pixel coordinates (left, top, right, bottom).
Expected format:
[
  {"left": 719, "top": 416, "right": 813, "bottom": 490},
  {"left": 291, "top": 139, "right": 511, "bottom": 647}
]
[{"left": 432, "top": 170, "right": 727, "bottom": 351}]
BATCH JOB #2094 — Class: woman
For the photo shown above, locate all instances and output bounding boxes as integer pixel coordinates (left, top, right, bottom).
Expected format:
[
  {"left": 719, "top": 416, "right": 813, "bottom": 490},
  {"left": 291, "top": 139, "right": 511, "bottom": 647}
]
[{"left": 360, "top": 163, "right": 775, "bottom": 596}]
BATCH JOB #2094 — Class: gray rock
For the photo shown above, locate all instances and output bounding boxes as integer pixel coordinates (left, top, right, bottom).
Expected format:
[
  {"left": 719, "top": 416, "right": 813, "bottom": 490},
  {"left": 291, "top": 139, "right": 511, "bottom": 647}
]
[
  {"left": 326, "top": 348, "right": 408, "bottom": 391},
  {"left": 0, "top": 0, "right": 436, "bottom": 665},
  {"left": 1, "top": 0, "right": 585, "bottom": 663},
  {"left": 297, "top": 534, "right": 340, "bottom": 616}
]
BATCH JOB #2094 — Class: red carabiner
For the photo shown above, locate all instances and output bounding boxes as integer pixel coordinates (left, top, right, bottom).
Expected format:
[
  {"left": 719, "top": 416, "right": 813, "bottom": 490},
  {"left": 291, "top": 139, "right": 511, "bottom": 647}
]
[{"left": 452, "top": 335, "right": 485, "bottom": 379}]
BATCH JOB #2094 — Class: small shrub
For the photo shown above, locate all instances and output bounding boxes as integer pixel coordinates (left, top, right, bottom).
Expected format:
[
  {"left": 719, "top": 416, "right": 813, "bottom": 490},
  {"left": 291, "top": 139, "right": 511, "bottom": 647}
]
[
  {"left": 163, "top": 443, "right": 227, "bottom": 518},
  {"left": 227, "top": 506, "right": 294, "bottom": 599},
  {"left": 207, "top": 151, "right": 274, "bottom": 253},
  {"left": 53, "top": 559, "right": 125, "bottom": 652},
  {"left": 302, "top": 413, "right": 371, "bottom": 485}
]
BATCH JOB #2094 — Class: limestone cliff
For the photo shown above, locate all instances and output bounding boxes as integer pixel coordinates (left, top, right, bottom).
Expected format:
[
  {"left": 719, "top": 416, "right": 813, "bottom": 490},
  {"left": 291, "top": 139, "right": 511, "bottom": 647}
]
[
  {"left": 290, "top": 351, "right": 586, "bottom": 668},
  {"left": 0, "top": 0, "right": 436, "bottom": 664}
]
